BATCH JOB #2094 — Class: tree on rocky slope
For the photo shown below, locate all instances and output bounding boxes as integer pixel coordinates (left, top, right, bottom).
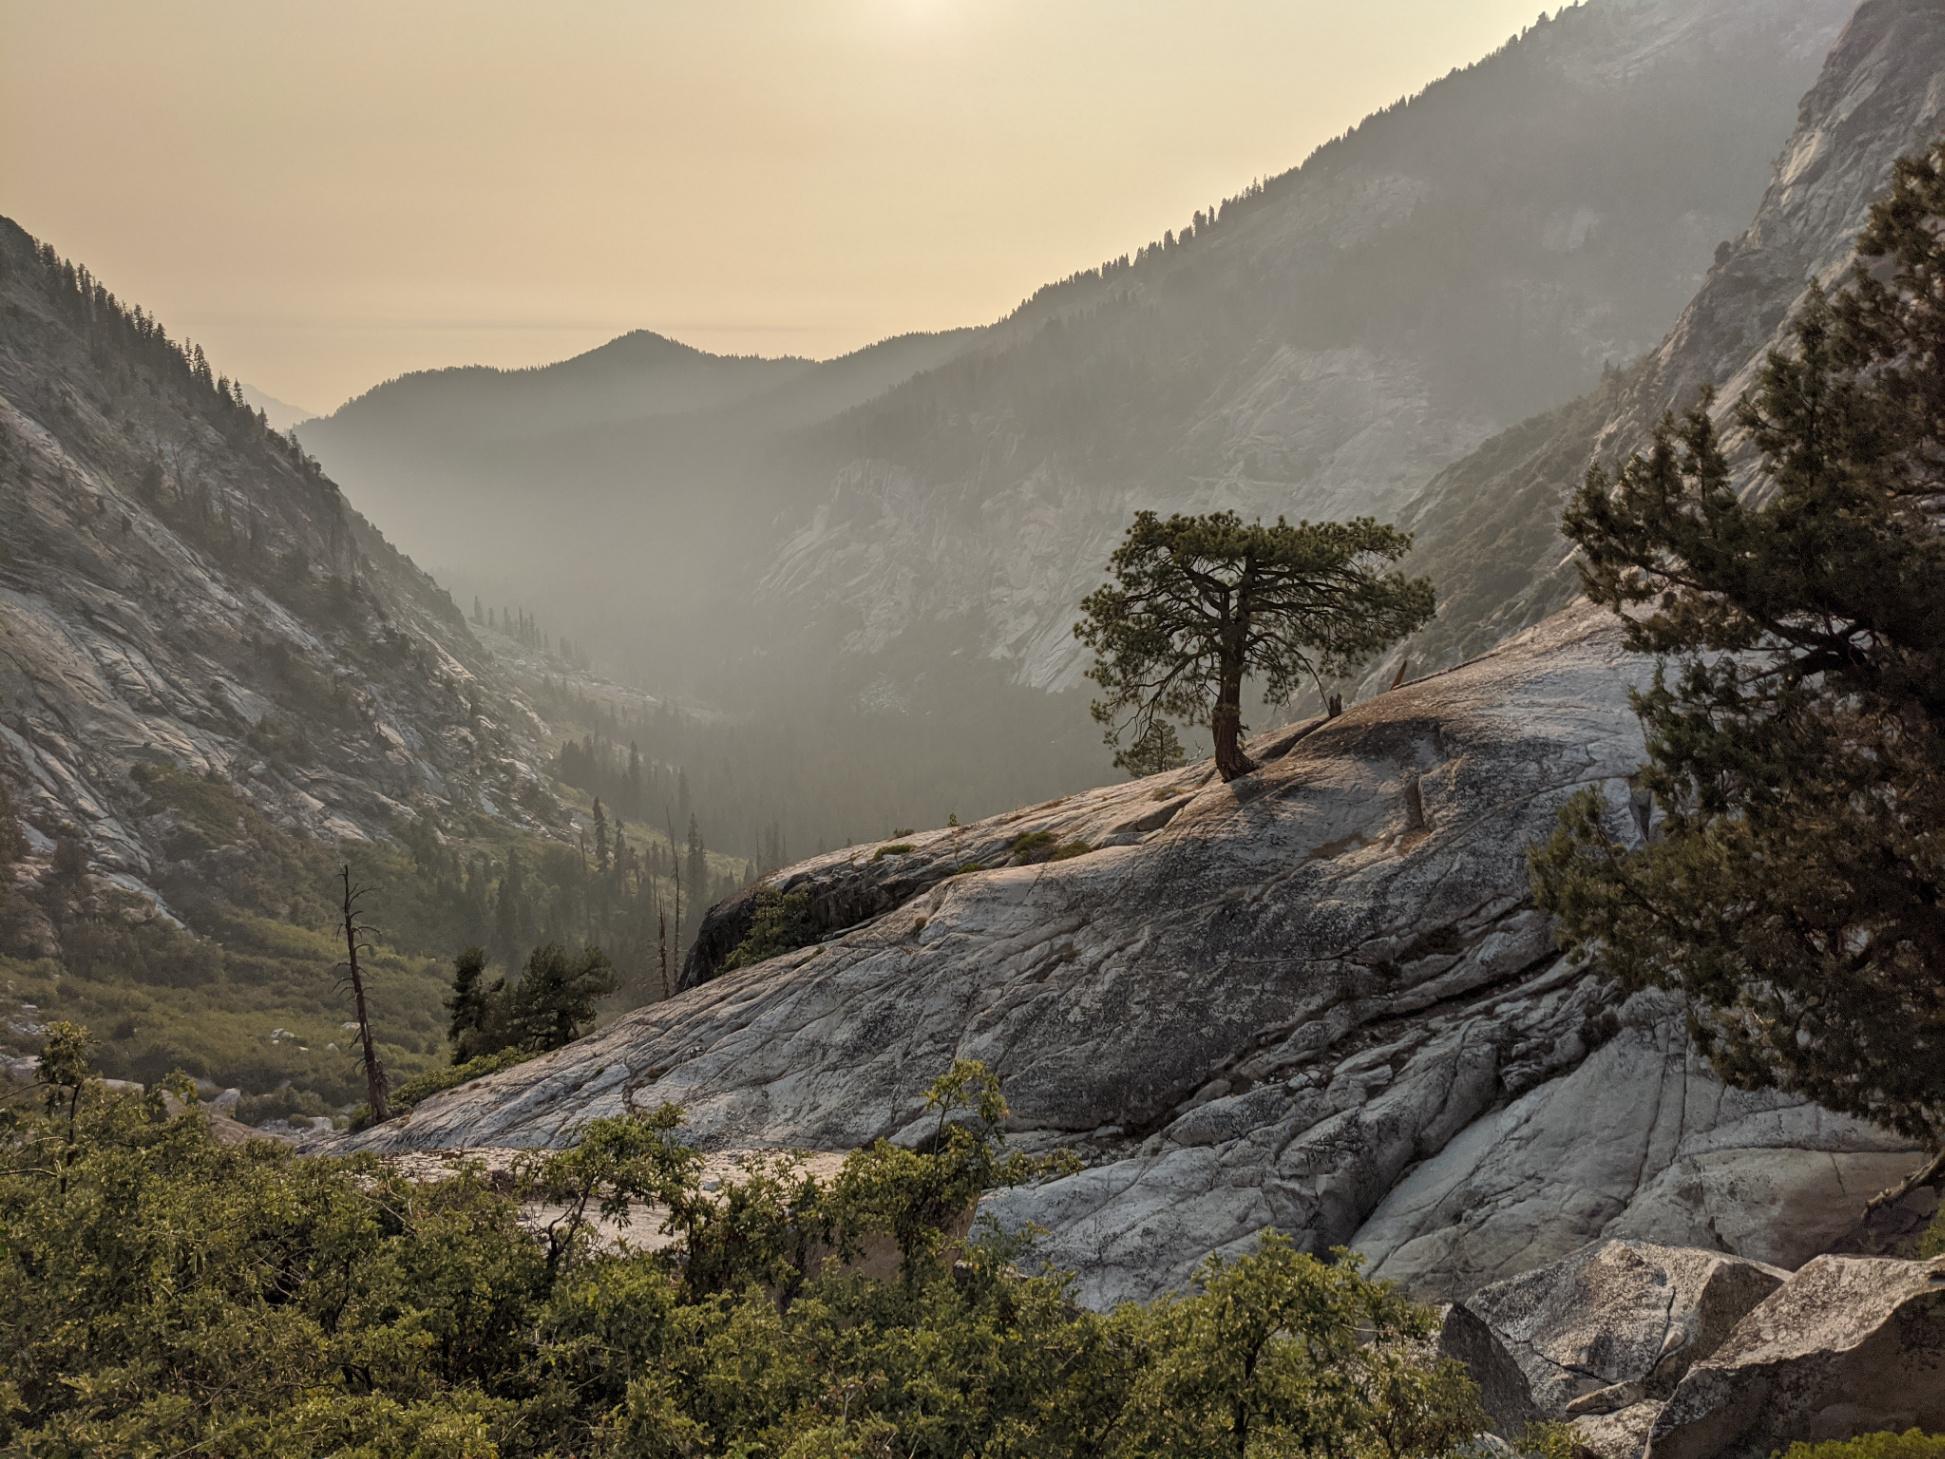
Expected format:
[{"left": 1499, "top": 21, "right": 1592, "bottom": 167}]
[
  {"left": 337, "top": 865, "right": 389, "bottom": 1122},
  {"left": 1532, "top": 143, "right": 1945, "bottom": 1161},
  {"left": 502, "top": 942, "right": 616, "bottom": 1053},
  {"left": 1076, "top": 511, "right": 1434, "bottom": 780}
]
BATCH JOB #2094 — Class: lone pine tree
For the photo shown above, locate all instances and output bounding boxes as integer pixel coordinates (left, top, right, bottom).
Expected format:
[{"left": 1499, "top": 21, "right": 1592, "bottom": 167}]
[
  {"left": 1076, "top": 511, "right": 1434, "bottom": 780},
  {"left": 1531, "top": 143, "right": 1945, "bottom": 1161}
]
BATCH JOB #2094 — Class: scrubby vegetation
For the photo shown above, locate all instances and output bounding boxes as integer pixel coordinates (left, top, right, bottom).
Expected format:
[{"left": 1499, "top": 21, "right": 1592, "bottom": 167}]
[
  {"left": 375, "top": 1047, "right": 536, "bottom": 1122},
  {"left": 1785, "top": 1434, "right": 1945, "bottom": 1459},
  {"left": 1006, "top": 830, "right": 1094, "bottom": 866},
  {"left": 0, "top": 1045, "right": 1485, "bottom": 1457},
  {"left": 0, "top": 766, "right": 671, "bottom": 1113},
  {"left": 723, "top": 888, "right": 820, "bottom": 972}
]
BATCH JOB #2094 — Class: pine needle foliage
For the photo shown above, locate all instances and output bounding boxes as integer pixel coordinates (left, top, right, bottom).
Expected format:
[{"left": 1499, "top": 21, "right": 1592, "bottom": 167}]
[
  {"left": 1531, "top": 144, "right": 1945, "bottom": 1145},
  {"left": 1076, "top": 512, "right": 1434, "bottom": 781}
]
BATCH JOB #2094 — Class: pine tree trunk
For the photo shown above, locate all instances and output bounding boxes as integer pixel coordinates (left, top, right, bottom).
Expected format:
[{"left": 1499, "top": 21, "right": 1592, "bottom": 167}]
[
  {"left": 342, "top": 865, "right": 389, "bottom": 1122},
  {"left": 1212, "top": 656, "right": 1257, "bottom": 782}
]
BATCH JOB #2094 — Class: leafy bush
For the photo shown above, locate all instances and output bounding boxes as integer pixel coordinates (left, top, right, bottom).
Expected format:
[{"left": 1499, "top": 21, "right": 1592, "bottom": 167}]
[
  {"left": 871, "top": 842, "right": 916, "bottom": 860},
  {"left": 1784, "top": 1433, "right": 1945, "bottom": 1459},
  {"left": 0, "top": 1048, "right": 1484, "bottom": 1457}
]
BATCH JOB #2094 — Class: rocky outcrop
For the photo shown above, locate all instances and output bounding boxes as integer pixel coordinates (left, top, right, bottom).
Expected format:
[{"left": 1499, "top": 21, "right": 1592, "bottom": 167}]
[
  {"left": 340, "top": 606, "right": 1926, "bottom": 1308},
  {"left": 1440, "top": 1241, "right": 1789, "bottom": 1441},
  {"left": 1441, "top": 1243, "right": 1945, "bottom": 1458},
  {"left": 1650, "top": 1255, "right": 1945, "bottom": 1459}
]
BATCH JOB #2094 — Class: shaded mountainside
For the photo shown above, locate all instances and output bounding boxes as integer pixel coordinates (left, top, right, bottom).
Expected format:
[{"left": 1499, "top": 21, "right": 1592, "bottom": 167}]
[
  {"left": 340, "top": 605, "right": 1928, "bottom": 1307},
  {"left": 0, "top": 216, "right": 556, "bottom": 920},
  {"left": 1387, "top": 0, "right": 1945, "bottom": 687}
]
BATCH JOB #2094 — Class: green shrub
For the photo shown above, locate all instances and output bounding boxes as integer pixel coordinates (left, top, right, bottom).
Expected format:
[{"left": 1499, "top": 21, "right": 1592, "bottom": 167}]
[
  {"left": 353, "top": 1046, "right": 536, "bottom": 1129},
  {"left": 723, "top": 888, "right": 820, "bottom": 972},
  {"left": 1783, "top": 1432, "right": 1945, "bottom": 1459},
  {"left": 1008, "top": 830, "right": 1059, "bottom": 862},
  {"left": 1009, "top": 831, "right": 1092, "bottom": 865},
  {"left": 872, "top": 842, "right": 916, "bottom": 861},
  {"left": 1, "top": 1047, "right": 1490, "bottom": 1455}
]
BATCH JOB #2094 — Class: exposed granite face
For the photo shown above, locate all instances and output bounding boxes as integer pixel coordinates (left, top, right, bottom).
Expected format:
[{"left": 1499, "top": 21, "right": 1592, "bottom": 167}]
[
  {"left": 1441, "top": 1242, "right": 1945, "bottom": 1458},
  {"left": 0, "top": 218, "right": 555, "bottom": 915},
  {"left": 339, "top": 605, "right": 1922, "bottom": 1308},
  {"left": 1649, "top": 1255, "right": 1945, "bottom": 1459},
  {"left": 1439, "top": 1240, "right": 1790, "bottom": 1431}
]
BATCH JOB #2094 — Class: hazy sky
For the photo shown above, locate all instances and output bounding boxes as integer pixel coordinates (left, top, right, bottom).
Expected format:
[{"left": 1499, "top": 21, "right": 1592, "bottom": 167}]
[{"left": 3, "top": 1, "right": 1547, "bottom": 413}]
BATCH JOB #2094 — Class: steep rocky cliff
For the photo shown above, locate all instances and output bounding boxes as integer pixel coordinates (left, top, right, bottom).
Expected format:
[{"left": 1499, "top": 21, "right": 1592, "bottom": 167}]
[
  {"left": 341, "top": 605, "right": 1925, "bottom": 1306},
  {"left": 0, "top": 219, "right": 551, "bottom": 919},
  {"left": 1387, "top": 0, "right": 1945, "bottom": 687}
]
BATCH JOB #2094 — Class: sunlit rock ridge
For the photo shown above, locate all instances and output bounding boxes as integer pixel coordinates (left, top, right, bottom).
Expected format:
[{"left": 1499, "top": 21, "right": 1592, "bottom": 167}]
[
  {"left": 331, "top": 0, "right": 1945, "bottom": 1309},
  {"left": 342, "top": 606, "right": 1921, "bottom": 1305}
]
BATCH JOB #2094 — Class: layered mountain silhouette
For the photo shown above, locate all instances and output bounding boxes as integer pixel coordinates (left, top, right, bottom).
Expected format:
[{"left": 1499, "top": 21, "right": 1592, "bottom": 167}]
[{"left": 303, "top": 0, "right": 1854, "bottom": 730}]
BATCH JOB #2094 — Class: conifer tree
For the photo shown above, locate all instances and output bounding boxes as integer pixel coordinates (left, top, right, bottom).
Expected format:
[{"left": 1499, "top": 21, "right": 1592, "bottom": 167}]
[
  {"left": 684, "top": 815, "right": 708, "bottom": 936},
  {"left": 444, "top": 945, "right": 496, "bottom": 1063},
  {"left": 1531, "top": 143, "right": 1945, "bottom": 1158},
  {"left": 1076, "top": 512, "right": 1433, "bottom": 780},
  {"left": 504, "top": 943, "right": 616, "bottom": 1053},
  {"left": 491, "top": 850, "right": 527, "bottom": 970}
]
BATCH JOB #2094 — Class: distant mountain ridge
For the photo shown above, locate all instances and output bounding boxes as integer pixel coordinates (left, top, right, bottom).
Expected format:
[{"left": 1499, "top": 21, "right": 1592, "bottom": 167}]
[
  {"left": 301, "top": 0, "right": 1855, "bottom": 722},
  {"left": 298, "top": 326, "right": 979, "bottom": 660},
  {"left": 321, "top": 329, "right": 811, "bottom": 445},
  {"left": 238, "top": 382, "right": 314, "bottom": 433},
  {"left": 752, "top": 0, "right": 1857, "bottom": 694}
]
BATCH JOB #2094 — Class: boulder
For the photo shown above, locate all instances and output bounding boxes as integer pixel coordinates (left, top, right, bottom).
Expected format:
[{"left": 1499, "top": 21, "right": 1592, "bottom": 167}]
[
  {"left": 1440, "top": 1240, "right": 1787, "bottom": 1432},
  {"left": 1648, "top": 1255, "right": 1945, "bottom": 1459}
]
